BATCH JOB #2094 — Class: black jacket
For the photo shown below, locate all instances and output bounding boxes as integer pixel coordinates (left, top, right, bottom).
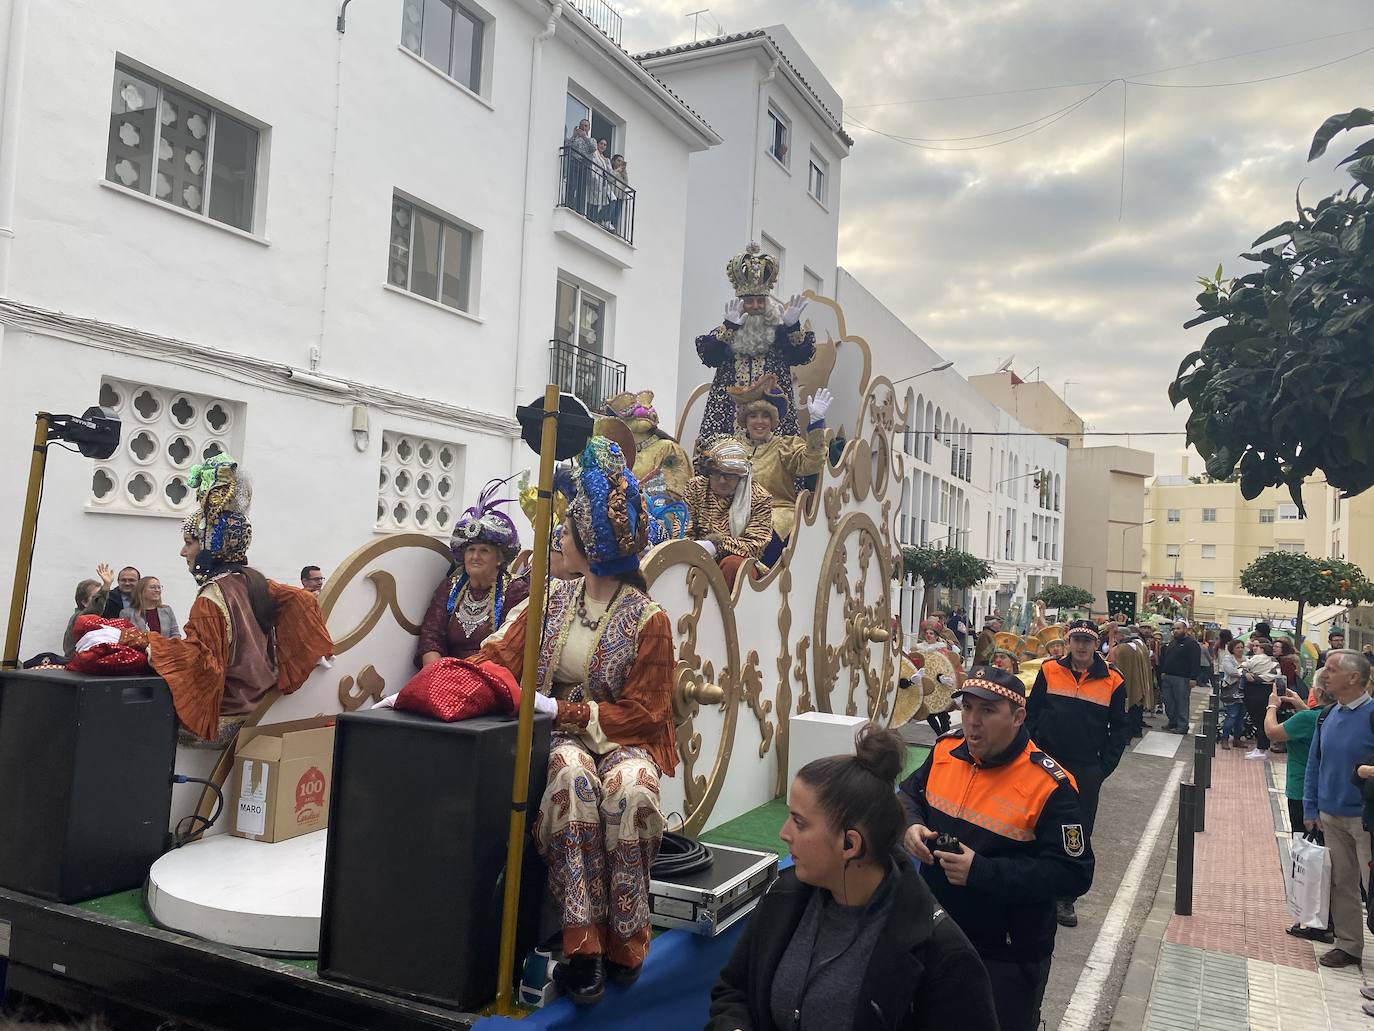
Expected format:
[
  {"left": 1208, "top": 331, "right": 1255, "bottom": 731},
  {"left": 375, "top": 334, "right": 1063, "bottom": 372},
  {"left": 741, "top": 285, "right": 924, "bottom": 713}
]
[
  {"left": 1159, "top": 636, "right": 1201, "bottom": 681},
  {"left": 1026, "top": 653, "right": 1132, "bottom": 775},
  {"left": 705, "top": 858, "right": 998, "bottom": 1031},
  {"left": 898, "top": 728, "right": 1094, "bottom": 962}
]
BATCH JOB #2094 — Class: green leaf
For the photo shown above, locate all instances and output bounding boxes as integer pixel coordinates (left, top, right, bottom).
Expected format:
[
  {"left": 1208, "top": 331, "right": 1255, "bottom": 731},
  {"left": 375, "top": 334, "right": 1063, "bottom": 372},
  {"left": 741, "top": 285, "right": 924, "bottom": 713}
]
[
  {"left": 1337, "top": 138, "right": 1374, "bottom": 168},
  {"left": 1348, "top": 156, "right": 1374, "bottom": 190},
  {"left": 1323, "top": 301, "right": 1371, "bottom": 337},
  {"left": 1251, "top": 221, "right": 1297, "bottom": 247},
  {"left": 1339, "top": 214, "right": 1366, "bottom": 254},
  {"left": 1310, "top": 108, "right": 1374, "bottom": 161}
]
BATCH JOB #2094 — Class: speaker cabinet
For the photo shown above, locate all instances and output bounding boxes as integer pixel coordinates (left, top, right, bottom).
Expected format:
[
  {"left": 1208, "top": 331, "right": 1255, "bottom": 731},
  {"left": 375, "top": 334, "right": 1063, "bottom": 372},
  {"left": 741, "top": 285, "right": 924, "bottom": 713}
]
[
  {"left": 0, "top": 669, "right": 177, "bottom": 901},
  {"left": 319, "top": 708, "right": 551, "bottom": 1009}
]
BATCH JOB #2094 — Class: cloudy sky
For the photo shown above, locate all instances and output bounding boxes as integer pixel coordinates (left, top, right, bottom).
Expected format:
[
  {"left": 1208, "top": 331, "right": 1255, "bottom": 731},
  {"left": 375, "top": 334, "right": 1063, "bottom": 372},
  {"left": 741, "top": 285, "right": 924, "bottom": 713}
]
[{"left": 622, "top": 1, "right": 1372, "bottom": 471}]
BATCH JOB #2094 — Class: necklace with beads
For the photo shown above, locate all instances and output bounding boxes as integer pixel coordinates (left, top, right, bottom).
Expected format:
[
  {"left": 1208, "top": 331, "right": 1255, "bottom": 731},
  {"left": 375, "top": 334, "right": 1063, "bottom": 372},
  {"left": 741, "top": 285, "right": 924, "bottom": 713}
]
[
  {"left": 454, "top": 581, "right": 496, "bottom": 637},
  {"left": 576, "top": 582, "right": 623, "bottom": 630}
]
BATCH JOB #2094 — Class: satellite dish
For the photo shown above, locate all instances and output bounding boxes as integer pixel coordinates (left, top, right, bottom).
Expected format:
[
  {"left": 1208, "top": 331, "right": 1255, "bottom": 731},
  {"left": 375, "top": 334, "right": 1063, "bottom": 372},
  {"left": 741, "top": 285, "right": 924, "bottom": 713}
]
[{"left": 994, "top": 354, "right": 1016, "bottom": 374}]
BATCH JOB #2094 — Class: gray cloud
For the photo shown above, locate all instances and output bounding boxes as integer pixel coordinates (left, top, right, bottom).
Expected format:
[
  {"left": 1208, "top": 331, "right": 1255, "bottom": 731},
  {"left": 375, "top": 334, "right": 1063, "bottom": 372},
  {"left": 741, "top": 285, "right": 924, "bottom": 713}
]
[{"left": 623, "top": 1, "right": 1372, "bottom": 469}]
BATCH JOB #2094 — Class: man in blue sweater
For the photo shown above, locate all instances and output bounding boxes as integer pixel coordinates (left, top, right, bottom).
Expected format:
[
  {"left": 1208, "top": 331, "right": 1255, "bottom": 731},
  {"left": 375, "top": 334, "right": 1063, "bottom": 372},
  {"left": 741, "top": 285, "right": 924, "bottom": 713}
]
[{"left": 1304, "top": 649, "right": 1374, "bottom": 968}]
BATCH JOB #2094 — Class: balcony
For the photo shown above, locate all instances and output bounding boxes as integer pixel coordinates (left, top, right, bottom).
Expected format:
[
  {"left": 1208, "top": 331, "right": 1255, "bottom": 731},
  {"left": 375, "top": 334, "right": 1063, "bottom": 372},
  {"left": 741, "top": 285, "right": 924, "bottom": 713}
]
[
  {"left": 557, "top": 147, "right": 636, "bottom": 246},
  {"left": 567, "top": 0, "right": 622, "bottom": 44},
  {"left": 549, "top": 340, "right": 626, "bottom": 413}
]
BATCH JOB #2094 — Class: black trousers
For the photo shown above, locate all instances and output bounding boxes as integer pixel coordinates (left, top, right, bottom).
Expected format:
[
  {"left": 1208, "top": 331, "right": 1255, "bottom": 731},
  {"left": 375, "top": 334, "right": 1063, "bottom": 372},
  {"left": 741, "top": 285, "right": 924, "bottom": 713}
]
[
  {"left": 983, "top": 955, "right": 1053, "bottom": 1031},
  {"left": 1057, "top": 760, "right": 1104, "bottom": 903},
  {"left": 1243, "top": 683, "right": 1271, "bottom": 750}
]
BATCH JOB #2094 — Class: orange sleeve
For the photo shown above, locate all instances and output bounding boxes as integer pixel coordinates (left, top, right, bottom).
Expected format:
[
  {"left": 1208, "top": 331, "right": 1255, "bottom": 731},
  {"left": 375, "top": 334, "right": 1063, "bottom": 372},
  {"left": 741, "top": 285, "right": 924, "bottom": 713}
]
[
  {"left": 268, "top": 580, "right": 334, "bottom": 695},
  {"left": 148, "top": 594, "right": 230, "bottom": 740},
  {"left": 473, "top": 606, "right": 528, "bottom": 683},
  {"left": 597, "top": 610, "right": 677, "bottom": 776}
]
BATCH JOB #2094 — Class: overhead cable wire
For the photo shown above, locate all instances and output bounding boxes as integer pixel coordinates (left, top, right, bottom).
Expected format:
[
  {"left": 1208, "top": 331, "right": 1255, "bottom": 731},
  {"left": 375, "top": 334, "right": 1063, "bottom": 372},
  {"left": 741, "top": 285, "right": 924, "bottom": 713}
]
[
  {"left": 852, "top": 86, "right": 1110, "bottom": 143},
  {"left": 847, "top": 25, "right": 1374, "bottom": 109},
  {"left": 1124, "top": 42, "right": 1374, "bottom": 88}
]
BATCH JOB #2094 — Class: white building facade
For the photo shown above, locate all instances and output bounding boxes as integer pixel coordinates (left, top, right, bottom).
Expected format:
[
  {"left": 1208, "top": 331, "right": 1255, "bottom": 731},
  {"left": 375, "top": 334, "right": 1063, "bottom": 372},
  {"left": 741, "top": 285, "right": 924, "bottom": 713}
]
[
  {"left": 636, "top": 27, "right": 851, "bottom": 411},
  {"left": 0, "top": 0, "right": 719, "bottom": 654},
  {"left": 834, "top": 271, "right": 1065, "bottom": 632}
]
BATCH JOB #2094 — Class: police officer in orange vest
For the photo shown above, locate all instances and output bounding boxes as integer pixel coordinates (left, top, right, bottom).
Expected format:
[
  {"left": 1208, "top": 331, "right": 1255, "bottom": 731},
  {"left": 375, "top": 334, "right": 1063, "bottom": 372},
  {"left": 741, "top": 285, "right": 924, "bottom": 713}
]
[
  {"left": 1026, "top": 618, "right": 1131, "bottom": 928},
  {"left": 899, "top": 666, "right": 1093, "bottom": 1031}
]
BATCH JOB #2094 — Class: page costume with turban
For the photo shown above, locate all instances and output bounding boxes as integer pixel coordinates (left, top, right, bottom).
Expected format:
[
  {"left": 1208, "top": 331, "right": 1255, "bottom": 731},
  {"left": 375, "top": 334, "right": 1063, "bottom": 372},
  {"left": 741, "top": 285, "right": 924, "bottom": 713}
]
[
  {"left": 694, "top": 243, "right": 815, "bottom": 449},
  {"left": 685, "top": 437, "right": 773, "bottom": 587},
  {"left": 729, "top": 374, "right": 828, "bottom": 543},
  {"left": 123, "top": 456, "right": 333, "bottom": 745},
  {"left": 417, "top": 479, "right": 530, "bottom": 664},
  {"left": 476, "top": 437, "right": 674, "bottom": 981},
  {"left": 598, "top": 390, "right": 691, "bottom": 543}
]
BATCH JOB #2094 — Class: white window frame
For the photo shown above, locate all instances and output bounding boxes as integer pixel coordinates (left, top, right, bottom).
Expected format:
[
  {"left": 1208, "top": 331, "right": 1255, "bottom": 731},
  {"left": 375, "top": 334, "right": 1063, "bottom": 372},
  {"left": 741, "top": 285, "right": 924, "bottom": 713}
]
[
  {"left": 1167, "top": 509, "right": 1181, "bottom": 523},
  {"left": 399, "top": 0, "right": 492, "bottom": 97},
  {"left": 388, "top": 191, "right": 481, "bottom": 314},
  {"left": 105, "top": 60, "right": 265, "bottom": 234},
  {"left": 1201, "top": 544, "right": 1217, "bottom": 559},
  {"left": 1166, "top": 544, "right": 1181, "bottom": 558},
  {"left": 802, "top": 266, "right": 824, "bottom": 298},
  {"left": 1258, "top": 545, "right": 1275, "bottom": 556},
  {"left": 555, "top": 275, "right": 612, "bottom": 355},
  {"left": 1202, "top": 508, "right": 1217, "bottom": 522},
  {"left": 766, "top": 106, "right": 791, "bottom": 168},
  {"left": 807, "top": 149, "right": 828, "bottom": 205},
  {"left": 1259, "top": 509, "right": 1275, "bottom": 524},
  {"left": 1278, "top": 503, "right": 1300, "bottom": 521},
  {"left": 760, "top": 232, "right": 785, "bottom": 290},
  {"left": 1201, "top": 581, "right": 1216, "bottom": 595}
]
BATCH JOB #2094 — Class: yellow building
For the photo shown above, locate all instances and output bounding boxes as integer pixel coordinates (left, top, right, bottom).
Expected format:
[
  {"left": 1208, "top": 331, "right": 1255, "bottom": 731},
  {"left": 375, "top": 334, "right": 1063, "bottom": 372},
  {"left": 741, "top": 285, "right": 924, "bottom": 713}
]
[{"left": 1141, "top": 478, "right": 1331, "bottom": 631}]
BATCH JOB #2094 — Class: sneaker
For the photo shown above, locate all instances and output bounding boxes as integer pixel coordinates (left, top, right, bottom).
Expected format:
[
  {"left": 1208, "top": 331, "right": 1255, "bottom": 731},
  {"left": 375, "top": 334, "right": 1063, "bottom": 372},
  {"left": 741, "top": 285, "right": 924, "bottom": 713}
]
[
  {"left": 1055, "top": 900, "right": 1078, "bottom": 927},
  {"left": 1244, "top": 749, "right": 1267, "bottom": 759},
  {"left": 1221, "top": 739, "right": 1232, "bottom": 750}
]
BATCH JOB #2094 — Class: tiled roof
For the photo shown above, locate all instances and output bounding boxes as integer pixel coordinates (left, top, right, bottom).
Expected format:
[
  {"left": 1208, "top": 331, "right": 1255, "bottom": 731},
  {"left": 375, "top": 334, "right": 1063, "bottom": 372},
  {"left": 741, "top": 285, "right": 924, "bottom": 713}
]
[{"left": 633, "top": 30, "right": 854, "bottom": 148}]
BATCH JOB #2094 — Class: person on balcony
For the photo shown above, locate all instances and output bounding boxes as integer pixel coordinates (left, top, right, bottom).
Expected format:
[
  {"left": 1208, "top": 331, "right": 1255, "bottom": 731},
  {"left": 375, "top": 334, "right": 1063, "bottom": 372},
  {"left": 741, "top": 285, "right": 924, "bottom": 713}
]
[
  {"left": 564, "top": 119, "right": 596, "bottom": 216},
  {"left": 110, "top": 456, "right": 332, "bottom": 747},
  {"left": 694, "top": 242, "right": 815, "bottom": 453},
  {"left": 607, "top": 154, "right": 629, "bottom": 233},
  {"left": 727, "top": 374, "right": 831, "bottom": 568},
  {"left": 475, "top": 436, "right": 675, "bottom": 1007},
  {"left": 592, "top": 138, "right": 613, "bottom": 226},
  {"left": 417, "top": 479, "right": 530, "bottom": 666},
  {"left": 685, "top": 436, "right": 773, "bottom": 588}
]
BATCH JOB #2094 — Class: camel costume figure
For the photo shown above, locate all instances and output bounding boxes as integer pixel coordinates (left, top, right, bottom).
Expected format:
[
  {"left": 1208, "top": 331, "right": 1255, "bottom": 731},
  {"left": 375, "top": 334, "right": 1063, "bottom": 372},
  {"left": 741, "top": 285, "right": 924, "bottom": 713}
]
[
  {"left": 694, "top": 242, "right": 815, "bottom": 450},
  {"left": 728, "top": 374, "right": 832, "bottom": 567}
]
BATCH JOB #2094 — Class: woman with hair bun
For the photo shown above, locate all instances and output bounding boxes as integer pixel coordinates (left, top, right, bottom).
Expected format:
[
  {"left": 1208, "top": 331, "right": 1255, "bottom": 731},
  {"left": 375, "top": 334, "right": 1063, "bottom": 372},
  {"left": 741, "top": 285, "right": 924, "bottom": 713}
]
[{"left": 707, "top": 725, "right": 997, "bottom": 1031}]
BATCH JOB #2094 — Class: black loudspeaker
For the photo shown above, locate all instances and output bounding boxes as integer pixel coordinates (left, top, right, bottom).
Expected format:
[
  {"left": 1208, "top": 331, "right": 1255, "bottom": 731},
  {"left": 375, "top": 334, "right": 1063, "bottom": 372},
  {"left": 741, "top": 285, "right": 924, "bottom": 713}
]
[
  {"left": 319, "top": 708, "right": 551, "bottom": 1009},
  {"left": 0, "top": 669, "right": 176, "bottom": 901}
]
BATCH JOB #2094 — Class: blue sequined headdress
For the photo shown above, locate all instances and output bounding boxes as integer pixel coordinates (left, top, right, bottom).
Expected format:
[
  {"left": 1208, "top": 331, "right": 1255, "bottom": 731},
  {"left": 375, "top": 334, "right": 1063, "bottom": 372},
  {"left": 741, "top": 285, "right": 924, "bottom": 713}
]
[
  {"left": 570, "top": 436, "right": 649, "bottom": 576},
  {"left": 181, "top": 454, "right": 252, "bottom": 585}
]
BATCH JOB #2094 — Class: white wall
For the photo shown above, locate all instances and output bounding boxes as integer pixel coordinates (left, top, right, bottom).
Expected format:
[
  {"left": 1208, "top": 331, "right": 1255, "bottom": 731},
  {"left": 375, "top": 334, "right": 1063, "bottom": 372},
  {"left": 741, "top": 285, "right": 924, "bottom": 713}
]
[{"left": 0, "top": 0, "right": 714, "bottom": 656}]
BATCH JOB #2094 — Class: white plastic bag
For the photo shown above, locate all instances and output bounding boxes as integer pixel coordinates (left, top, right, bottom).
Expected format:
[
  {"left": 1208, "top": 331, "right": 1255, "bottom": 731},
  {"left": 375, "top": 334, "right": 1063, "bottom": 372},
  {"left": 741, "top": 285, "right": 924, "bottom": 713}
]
[{"left": 1286, "top": 832, "right": 1332, "bottom": 929}]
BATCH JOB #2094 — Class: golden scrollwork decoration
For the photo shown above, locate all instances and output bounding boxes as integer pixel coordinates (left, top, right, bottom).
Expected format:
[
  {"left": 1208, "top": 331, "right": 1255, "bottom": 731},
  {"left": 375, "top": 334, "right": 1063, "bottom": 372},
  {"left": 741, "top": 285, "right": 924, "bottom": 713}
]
[
  {"left": 814, "top": 511, "right": 896, "bottom": 721},
  {"left": 338, "top": 664, "right": 387, "bottom": 711},
  {"left": 775, "top": 568, "right": 794, "bottom": 795},
  {"left": 795, "top": 635, "right": 813, "bottom": 715},
  {"left": 737, "top": 649, "right": 774, "bottom": 758}
]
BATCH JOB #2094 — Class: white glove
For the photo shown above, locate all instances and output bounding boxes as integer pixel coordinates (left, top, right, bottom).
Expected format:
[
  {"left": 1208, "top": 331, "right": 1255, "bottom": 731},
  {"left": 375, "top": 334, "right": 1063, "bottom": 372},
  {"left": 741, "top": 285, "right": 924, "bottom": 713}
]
[
  {"left": 724, "top": 298, "right": 744, "bottom": 326},
  {"left": 533, "top": 692, "right": 559, "bottom": 716},
  {"left": 807, "top": 387, "right": 834, "bottom": 421},
  {"left": 938, "top": 674, "right": 955, "bottom": 688},
  {"left": 781, "top": 294, "right": 808, "bottom": 325},
  {"left": 698, "top": 540, "right": 718, "bottom": 558},
  {"left": 371, "top": 694, "right": 399, "bottom": 709},
  {"left": 75, "top": 626, "right": 121, "bottom": 652}
]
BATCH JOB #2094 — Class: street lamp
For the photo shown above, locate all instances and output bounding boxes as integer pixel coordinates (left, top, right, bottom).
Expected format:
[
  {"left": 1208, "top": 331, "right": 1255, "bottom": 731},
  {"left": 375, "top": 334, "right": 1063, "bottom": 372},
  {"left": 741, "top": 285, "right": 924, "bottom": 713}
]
[
  {"left": 890, "top": 360, "right": 954, "bottom": 387},
  {"left": 1173, "top": 538, "right": 1196, "bottom": 583}
]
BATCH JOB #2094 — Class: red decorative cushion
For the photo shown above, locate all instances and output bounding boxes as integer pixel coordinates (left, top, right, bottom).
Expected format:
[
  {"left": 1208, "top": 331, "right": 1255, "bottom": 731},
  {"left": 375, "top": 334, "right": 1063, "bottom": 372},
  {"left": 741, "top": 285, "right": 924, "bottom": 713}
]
[
  {"left": 393, "top": 659, "right": 517, "bottom": 722},
  {"left": 67, "top": 616, "right": 150, "bottom": 676}
]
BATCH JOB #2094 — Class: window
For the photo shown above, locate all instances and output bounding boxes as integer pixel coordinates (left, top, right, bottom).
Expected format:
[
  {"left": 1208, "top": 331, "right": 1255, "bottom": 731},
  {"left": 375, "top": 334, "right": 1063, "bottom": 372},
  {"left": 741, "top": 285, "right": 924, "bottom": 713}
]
[
  {"left": 106, "top": 63, "right": 260, "bottom": 232},
  {"left": 1167, "top": 509, "right": 1181, "bottom": 523},
  {"left": 564, "top": 92, "right": 618, "bottom": 155},
  {"left": 1259, "top": 509, "right": 1275, "bottom": 523},
  {"left": 1201, "top": 544, "right": 1217, "bottom": 559},
  {"left": 761, "top": 233, "right": 785, "bottom": 288},
  {"left": 555, "top": 277, "right": 610, "bottom": 354},
  {"left": 378, "top": 432, "right": 462, "bottom": 534},
  {"left": 808, "top": 150, "right": 828, "bottom": 204},
  {"left": 1278, "top": 503, "right": 1300, "bottom": 520},
  {"left": 803, "top": 267, "right": 823, "bottom": 298},
  {"left": 1202, "top": 508, "right": 1217, "bottom": 522},
  {"left": 767, "top": 107, "right": 790, "bottom": 165},
  {"left": 1258, "top": 545, "right": 1275, "bottom": 556},
  {"left": 401, "top": 0, "right": 485, "bottom": 93},
  {"left": 389, "top": 194, "right": 475, "bottom": 312},
  {"left": 1278, "top": 541, "right": 1303, "bottom": 553},
  {"left": 90, "top": 377, "right": 244, "bottom": 517},
  {"left": 1166, "top": 544, "right": 1180, "bottom": 557},
  {"left": 1201, "top": 581, "right": 1216, "bottom": 595}
]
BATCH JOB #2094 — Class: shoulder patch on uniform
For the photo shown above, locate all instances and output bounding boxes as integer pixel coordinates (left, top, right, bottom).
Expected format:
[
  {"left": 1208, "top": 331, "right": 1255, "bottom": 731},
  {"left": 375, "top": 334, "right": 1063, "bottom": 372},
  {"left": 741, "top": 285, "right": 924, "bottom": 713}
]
[
  {"left": 1028, "top": 749, "right": 1070, "bottom": 783},
  {"left": 1062, "top": 824, "right": 1086, "bottom": 857}
]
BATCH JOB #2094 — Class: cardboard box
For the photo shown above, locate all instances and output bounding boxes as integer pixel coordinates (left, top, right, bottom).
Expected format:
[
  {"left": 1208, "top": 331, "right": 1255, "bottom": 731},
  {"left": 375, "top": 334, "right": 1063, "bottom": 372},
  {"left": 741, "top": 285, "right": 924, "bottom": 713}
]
[{"left": 229, "top": 716, "right": 335, "bottom": 843}]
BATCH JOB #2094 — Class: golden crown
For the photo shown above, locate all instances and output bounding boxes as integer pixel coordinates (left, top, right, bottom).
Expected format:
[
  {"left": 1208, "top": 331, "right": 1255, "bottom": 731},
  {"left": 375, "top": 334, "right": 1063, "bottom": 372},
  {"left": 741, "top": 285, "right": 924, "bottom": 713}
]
[{"left": 725, "top": 242, "right": 779, "bottom": 298}]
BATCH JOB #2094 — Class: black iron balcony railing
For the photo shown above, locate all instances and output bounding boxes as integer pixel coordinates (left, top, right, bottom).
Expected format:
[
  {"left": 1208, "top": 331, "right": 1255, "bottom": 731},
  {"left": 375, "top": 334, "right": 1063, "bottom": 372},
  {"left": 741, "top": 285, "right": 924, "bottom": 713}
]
[
  {"left": 557, "top": 147, "right": 636, "bottom": 245},
  {"left": 549, "top": 339, "right": 627, "bottom": 414},
  {"left": 567, "top": 0, "right": 622, "bottom": 44}
]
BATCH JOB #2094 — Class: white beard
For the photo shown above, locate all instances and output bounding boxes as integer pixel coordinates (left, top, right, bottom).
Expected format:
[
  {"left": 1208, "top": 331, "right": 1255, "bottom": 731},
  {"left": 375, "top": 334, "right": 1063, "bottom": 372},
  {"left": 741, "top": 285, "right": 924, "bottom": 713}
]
[{"left": 732, "top": 302, "right": 783, "bottom": 358}]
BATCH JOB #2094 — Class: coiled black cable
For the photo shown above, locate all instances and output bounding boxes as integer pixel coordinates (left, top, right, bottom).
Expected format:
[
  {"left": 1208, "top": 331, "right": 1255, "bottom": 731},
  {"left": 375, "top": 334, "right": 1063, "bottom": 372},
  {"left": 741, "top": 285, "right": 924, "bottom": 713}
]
[
  {"left": 170, "top": 774, "right": 224, "bottom": 848},
  {"left": 650, "top": 831, "right": 713, "bottom": 877}
]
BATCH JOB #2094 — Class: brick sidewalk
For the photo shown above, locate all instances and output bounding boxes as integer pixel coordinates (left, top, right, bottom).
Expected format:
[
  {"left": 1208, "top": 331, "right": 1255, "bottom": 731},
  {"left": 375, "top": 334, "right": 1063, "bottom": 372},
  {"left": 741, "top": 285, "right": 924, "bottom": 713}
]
[{"left": 1137, "top": 747, "right": 1374, "bottom": 1031}]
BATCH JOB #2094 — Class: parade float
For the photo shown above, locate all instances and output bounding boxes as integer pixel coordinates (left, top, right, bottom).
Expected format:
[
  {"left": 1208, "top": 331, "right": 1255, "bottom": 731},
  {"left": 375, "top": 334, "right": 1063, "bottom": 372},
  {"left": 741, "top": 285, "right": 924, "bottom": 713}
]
[{"left": 0, "top": 287, "right": 948, "bottom": 1030}]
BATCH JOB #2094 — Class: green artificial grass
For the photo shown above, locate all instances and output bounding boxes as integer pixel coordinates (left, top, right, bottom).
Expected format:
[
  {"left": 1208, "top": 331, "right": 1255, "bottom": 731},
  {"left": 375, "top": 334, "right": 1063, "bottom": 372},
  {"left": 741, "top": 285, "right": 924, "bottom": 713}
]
[{"left": 700, "top": 745, "right": 929, "bottom": 857}]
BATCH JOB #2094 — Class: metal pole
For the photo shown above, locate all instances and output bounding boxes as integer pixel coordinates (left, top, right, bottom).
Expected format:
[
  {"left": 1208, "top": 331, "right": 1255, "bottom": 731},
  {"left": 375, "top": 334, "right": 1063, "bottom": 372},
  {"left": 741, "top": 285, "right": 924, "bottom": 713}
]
[
  {"left": 1192, "top": 740, "right": 1208, "bottom": 832},
  {"left": 495, "top": 384, "right": 561, "bottom": 1015},
  {"left": 2, "top": 414, "right": 49, "bottom": 669},
  {"left": 1175, "top": 782, "right": 1196, "bottom": 916}
]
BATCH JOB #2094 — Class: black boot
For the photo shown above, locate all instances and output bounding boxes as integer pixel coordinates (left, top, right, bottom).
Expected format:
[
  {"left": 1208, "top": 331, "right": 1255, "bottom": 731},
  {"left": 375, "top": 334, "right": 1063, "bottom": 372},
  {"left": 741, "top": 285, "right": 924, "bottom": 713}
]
[
  {"left": 1055, "top": 899, "right": 1078, "bottom": 927},
  {"left": 554, "top": 955, "right": 605, "bottom": 1006}
]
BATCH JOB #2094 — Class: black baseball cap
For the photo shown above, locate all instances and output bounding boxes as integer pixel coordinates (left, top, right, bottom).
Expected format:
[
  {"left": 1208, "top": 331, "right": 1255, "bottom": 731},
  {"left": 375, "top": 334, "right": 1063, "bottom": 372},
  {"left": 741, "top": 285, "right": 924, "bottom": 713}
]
[
  {"left": 1066, "top": 619, "right": 1100, "bottom": 641},
  {"left": 953, "top": 666, "right": 1027, "bottom": 708}
]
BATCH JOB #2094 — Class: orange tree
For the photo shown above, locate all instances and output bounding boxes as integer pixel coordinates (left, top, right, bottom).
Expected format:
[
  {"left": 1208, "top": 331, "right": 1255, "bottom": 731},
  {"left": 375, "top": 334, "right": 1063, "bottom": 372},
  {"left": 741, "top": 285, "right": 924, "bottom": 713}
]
[{"left": 1238, "top": 551, "right": 1373, "bottom": 648}]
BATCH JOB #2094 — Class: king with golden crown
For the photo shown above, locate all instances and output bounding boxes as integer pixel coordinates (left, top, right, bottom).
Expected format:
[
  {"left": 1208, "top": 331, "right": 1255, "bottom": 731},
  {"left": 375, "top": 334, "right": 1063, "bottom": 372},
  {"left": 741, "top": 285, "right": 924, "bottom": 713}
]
[{"left": 693, "top": 242, "right": 816, "bottom": 453}]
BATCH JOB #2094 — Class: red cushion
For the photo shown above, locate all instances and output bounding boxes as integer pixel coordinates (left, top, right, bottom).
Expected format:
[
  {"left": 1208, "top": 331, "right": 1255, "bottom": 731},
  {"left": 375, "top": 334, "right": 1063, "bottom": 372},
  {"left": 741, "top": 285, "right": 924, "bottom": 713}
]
[
  {"left": 67, "top": 616, "right": 149, "bottom": 675},
  {"left": 393, "top": 659, "right": 516, "bottom": 722}
]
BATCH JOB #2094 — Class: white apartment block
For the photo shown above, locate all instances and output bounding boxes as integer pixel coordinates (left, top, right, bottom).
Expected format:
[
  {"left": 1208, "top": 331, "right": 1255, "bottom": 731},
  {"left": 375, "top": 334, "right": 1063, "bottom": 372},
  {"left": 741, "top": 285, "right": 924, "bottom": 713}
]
[
  {"left": 637, "top": 27, "right": 852, "bottom": 411},
  {"left": 0, "top": 0, "right": 719, "bottom": 654}
]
